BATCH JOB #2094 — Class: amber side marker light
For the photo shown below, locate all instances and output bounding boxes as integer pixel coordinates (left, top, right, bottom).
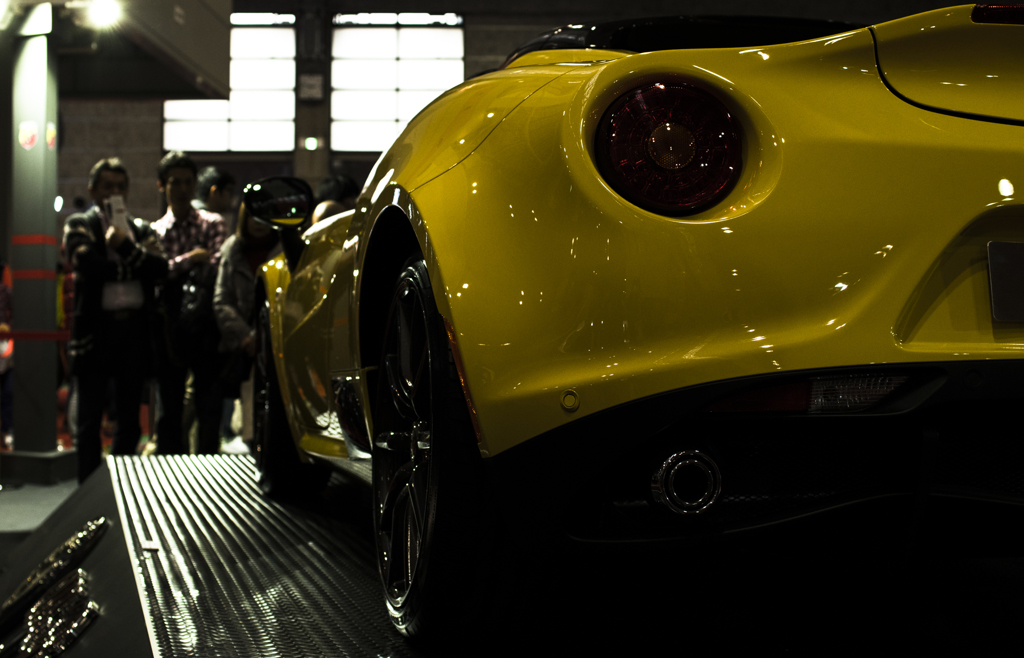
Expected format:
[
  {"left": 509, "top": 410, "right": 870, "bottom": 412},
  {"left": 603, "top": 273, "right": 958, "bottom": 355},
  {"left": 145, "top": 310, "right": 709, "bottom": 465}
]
[
  {"left": 595, "top": 83, "right": 742, "bottom": 217},
  {"left": 972, "top": 4, "right": 1024, "bottom": 24},
  {"left": 705, "top": 374, "right": 909, "bottom": 414}
]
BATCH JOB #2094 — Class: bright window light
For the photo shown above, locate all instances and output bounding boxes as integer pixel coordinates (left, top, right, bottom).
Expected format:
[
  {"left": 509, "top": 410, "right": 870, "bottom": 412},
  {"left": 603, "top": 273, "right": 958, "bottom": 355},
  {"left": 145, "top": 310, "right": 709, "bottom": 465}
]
[
  {"left": 164, "top": 100, "right": 230, "bottom": 121},
  {"left": 398, "top": 91, "right": 443, "bottom": 121},
  {"left": 231, "top": 27, "right": 295, "bottom": 59},
  {"left": 331, "top": 91, "right": 397, "bottom": 121},
  {"left": 230, "top": 13, "right": 295, "bottom": 26},
  {"left": 229, "top": 121, "right": 295, "bottom": 151},
  {"left": 399, "top": 13, "right": 462, "bottom": 26},
  {"left": 229, "top": 91, "right": 295, "bottom": 120},
  {"left": 331, "top": 59, "right": 397, "bottom": 90},
  {"left": 164, "top": 26, "right": 296, "bottom": 152},
  {"left": 332, "top": 121, "right": 401, "bottom": 152},
  {"left": 331, "top": 22, "right": 463, "bottom": 152},
  {"left": 334, "top": 13, "right": 462, "bottom": 26},
  {"left": 164, "top": 121, "right": 229, "bottom": 151},
  {"left": 398, "top": 60, "right": 463, "bottom": 91},
  {"left": 230, "top": 60, "right": 296, "bottom": 90},
  {"left": 398, "top": 29, "right": 464, "bottom": 58},
  {"left": 333, "top": 28, "right": 397, "bottom": 59},
  {"left": 334, "top": 13, "right": 398, "bottom": 25}
]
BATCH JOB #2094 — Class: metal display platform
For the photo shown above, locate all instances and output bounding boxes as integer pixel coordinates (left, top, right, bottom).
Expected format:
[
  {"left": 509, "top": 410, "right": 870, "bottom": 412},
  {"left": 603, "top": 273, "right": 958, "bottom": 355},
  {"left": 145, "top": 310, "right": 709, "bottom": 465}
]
[
  {"left": 0, "top": 456, "right": 420, "bottom": 658},
  {"left": 3, "top": 455, "right": 1024, "bottom": 656}
]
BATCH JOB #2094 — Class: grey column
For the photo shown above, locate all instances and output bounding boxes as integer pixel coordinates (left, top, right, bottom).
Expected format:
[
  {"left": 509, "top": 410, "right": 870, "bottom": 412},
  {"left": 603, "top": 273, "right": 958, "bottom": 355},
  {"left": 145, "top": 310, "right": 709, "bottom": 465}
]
[
  {"left": 294, "top": 2, "right": 331, "bottom": 187},
  {"left": 9, "top": 33, "right": 59, "bottom": 454}
]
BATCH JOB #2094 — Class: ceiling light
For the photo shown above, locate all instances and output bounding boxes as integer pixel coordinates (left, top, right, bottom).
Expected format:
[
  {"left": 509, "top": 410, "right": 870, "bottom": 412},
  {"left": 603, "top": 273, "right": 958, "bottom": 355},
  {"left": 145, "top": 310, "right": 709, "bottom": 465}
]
[{"left": 88, "top": 0, "right": 121, "bottom": 28}]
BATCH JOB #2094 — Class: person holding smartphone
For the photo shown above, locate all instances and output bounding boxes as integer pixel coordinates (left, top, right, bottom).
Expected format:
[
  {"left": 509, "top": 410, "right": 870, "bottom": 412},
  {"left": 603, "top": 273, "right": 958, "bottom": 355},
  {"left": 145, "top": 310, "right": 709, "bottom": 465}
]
[{"left": 62, "top": 157, "right": 168, "bottom": 483}]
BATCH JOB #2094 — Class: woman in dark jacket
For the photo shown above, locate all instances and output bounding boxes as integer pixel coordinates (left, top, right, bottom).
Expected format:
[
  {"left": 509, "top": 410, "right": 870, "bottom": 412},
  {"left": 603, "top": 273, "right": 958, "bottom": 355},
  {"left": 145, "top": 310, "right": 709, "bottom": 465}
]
[{"left": 213, "top": 203, "right": 279, "bottom": 442}]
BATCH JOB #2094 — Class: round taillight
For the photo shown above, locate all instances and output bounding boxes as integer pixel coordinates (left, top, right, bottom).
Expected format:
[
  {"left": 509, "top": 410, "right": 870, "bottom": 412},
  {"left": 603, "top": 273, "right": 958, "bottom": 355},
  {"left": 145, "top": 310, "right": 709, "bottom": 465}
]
[{"left": 596, "top": 83, "right": 742, "bottom": 216}]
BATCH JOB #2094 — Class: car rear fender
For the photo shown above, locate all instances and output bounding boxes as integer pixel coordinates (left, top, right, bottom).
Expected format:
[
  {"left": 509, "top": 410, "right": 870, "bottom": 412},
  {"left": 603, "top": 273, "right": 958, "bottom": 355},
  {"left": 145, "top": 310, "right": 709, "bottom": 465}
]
[
  {"left": 407, "top": 25, "right": 1024, "bottom": 459},
  {"left": 353, "top": 185, "right": 469, "bottom": 447},
  {"left": 355, "top": 66, "right": 575, "bottom": 208},
  {"left": 255, "top": 256, "right": 309, "bottom": 452}
]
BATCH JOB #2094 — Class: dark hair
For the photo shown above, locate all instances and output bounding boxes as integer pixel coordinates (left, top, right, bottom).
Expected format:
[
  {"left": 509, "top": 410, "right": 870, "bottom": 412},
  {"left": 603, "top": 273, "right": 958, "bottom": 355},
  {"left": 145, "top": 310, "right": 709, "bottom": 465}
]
[
  {"left": 316, "top": 175, "right": 359, "bottom": 204},
  {"left": 196, "top": 166, "right": 236, "bottom": 201},
  {"left": 235, "top": 202, "right": 278, "bottom": 245},
  {"left": 157, "top": 150, "right": 197, "bottom": 185},
  {"left": 88, "top": 158, "right": 129, "bottom": 190}
]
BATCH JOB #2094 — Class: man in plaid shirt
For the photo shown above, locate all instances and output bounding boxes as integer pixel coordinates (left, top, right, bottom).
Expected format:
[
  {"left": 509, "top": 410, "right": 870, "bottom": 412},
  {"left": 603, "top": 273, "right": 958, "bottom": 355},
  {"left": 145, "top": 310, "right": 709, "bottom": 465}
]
[{"left": 151, "top": 151, "right": 230, "bottom": 455}]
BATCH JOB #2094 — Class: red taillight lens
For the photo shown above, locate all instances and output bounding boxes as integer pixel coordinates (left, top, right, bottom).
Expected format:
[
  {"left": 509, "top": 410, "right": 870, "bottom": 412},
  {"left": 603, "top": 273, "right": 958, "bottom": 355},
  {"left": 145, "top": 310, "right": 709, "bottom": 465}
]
[
  {"left": 705, "top": 381, "right": 811, "bottom": 413},
  {"left": 972, "top": 4, "right": 1024, "bottom": 24},
  {"left": 595, "top": 83, "right": 742, "bottom": 216}
]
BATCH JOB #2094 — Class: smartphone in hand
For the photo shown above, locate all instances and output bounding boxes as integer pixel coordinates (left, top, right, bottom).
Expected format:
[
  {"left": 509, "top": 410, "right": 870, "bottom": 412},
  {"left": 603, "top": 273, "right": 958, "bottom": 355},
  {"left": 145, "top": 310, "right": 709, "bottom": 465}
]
[{"left": 105, "top": 195, "right": 131, "bottom": 235}]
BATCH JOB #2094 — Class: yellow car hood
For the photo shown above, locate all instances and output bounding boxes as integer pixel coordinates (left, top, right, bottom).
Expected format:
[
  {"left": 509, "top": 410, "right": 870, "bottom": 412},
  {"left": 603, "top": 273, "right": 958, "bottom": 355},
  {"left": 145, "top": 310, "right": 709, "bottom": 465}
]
[{"left": 874, "top": 5, "right": 1024, "bottom": 123}]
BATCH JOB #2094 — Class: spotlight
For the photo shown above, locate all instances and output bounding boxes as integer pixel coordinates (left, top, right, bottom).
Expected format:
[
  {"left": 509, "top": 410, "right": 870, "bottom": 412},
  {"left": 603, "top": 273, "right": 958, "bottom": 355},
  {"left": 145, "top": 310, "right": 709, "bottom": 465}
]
[{"left": 87, "top": 0, "right": 121, "bottom": 28}]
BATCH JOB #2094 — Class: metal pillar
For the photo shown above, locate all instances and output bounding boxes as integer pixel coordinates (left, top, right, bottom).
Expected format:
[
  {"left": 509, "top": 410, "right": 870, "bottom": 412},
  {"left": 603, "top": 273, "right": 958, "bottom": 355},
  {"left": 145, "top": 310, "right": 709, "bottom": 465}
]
[
  {"left": 293, "top": 1, "right": 331, "bottom": 188},
  {"left": 2, "top": 4, "right": 75, "bottom": 484}
]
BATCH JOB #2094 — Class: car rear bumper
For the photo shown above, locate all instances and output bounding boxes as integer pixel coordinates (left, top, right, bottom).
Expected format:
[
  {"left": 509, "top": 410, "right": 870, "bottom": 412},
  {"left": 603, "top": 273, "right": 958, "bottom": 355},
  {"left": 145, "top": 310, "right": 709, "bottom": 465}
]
[{"left": 484, "top": 358, "right": 1024, "bottom": 555}]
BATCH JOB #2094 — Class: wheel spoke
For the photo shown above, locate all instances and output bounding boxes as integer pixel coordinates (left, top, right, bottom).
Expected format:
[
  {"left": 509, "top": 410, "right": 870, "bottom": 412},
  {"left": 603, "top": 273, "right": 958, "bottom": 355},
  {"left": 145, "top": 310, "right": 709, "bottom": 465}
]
[
  {"left": 375, "top": 431, "right": 408, "bottom": 452},
  {"left": 380, "top": 462, "right": 414, "bottom": 522},
  {"left": 372, "top": 263, "right": 446, "bottom": 616},
  {"left": 404, "top": 495, "right": 419, "bottom": 590},
  {"left": 411, "top": 341, "right": 427, "bottom": 398},
  {"left": 375, "top": 425, "right": 430, "bottom": 452},
  {"left": 386, "top": 487, "right": 410, "bottom": 596},
  {"left": 393, "top": 290, "right": 431, "bottom": 419},
  {"left": 376, "top": 422, "right": 431, "bottom": 601},
  {"left": 407, "top": 466, "right": 426, "bottom": 539},
  {"left": 384, "top": 354, "right": 416, "bottom": 418}
]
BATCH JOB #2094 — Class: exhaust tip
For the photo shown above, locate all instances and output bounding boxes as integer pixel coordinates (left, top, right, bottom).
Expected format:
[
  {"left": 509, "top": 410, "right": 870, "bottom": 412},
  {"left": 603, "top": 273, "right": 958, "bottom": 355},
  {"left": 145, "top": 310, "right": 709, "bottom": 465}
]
[{"left": 651, "top": 450, "right": 721, "bottom": 515}]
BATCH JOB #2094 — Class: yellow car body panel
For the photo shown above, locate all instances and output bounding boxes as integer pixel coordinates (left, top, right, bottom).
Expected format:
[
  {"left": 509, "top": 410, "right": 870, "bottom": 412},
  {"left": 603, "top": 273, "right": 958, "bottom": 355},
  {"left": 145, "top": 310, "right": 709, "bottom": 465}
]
[
  {"left": 255, "top": 254, "right": 308, "bottom": 447},
  {"left": 262, "top": 9, "right": 1024, "bottom": 462},
  {"left": 365, "top": 66, "right": 574, "bottom": 195},
  {"left": 404, "top": 26, "right": 1024, "bottom": 458},
  {"left": 507, "top": 49, "right": 630, "bottom": 67},
  {"left": 874, "top": 5, "right": 1024, "bottom": 123}
]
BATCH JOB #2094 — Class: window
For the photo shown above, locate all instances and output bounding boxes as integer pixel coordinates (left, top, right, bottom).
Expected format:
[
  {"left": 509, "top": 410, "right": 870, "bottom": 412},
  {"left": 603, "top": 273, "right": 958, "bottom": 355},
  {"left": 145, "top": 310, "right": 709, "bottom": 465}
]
[
  {"left": 331, "top": 14, "right": 464, "bottom": 153},
  {"left": 163, "top": 16, "right": 296, "bottom": 152}
]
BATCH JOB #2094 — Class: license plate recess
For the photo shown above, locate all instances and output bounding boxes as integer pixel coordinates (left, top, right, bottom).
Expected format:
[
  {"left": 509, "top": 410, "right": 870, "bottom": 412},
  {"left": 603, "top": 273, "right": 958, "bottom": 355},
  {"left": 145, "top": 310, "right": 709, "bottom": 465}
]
[{"left": 988, "top": 241, "right": 1024, "bottom": 322}]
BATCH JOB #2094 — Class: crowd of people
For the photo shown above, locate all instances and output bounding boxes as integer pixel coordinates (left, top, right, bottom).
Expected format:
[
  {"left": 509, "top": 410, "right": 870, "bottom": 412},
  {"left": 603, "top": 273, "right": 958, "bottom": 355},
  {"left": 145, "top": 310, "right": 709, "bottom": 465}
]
[{"left": 60, "top": 151, "right": 355, "bottom": 483}]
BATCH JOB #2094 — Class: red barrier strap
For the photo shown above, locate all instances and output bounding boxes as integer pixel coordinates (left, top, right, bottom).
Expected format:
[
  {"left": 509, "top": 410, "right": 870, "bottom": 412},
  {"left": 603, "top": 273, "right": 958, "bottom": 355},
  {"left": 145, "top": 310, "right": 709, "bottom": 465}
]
[
  {"left": 11, "top": 269, "right": 57, "bottom": 280},
  {"left": 11, "top": 234, "right": 58, "bottom": 246},
  {"left": 0, "top": 330, "right": 70, "bottom": 341}
]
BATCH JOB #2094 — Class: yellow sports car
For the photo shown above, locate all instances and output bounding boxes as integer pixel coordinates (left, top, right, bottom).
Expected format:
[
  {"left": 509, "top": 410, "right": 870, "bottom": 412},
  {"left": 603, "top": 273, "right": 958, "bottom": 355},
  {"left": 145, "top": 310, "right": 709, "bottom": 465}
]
[{"left": 245, "top": 4, "right": 1024, "bottom": 639}]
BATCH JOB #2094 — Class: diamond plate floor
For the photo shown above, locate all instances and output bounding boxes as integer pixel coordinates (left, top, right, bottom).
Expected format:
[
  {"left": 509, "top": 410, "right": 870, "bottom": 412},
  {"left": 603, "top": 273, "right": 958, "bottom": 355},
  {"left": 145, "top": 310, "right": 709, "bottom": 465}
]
[
  {"left": 95, "top": 455, "right": 1024, "bottom": 657},
  {"left": 110, "top": 455, "right": 420, "bottom": 658}
]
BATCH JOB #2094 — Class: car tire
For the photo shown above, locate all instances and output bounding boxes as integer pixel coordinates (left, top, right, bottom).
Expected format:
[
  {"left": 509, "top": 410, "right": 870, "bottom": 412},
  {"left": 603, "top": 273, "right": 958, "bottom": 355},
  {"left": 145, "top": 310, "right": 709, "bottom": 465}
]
[
  {"left": 372, "top": 258, "right": 488, "bottom": 640},
  {"left": 253, "top": 303, "right": 327, "bottom": 499}
]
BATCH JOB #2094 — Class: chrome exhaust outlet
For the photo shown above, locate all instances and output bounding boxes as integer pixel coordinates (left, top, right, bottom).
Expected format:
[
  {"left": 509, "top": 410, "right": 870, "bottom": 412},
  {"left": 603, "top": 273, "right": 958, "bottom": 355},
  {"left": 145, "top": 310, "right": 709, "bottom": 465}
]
[{"left": 651, "top": 450, "right": 721, "bottom": 515}]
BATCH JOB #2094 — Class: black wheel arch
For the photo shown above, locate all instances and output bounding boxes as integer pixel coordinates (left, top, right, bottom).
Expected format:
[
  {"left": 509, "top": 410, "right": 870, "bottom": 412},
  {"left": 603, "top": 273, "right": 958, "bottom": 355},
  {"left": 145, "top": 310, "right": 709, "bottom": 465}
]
[{"left": 359, "top": 206, "right": 423, "bottom": 398}]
